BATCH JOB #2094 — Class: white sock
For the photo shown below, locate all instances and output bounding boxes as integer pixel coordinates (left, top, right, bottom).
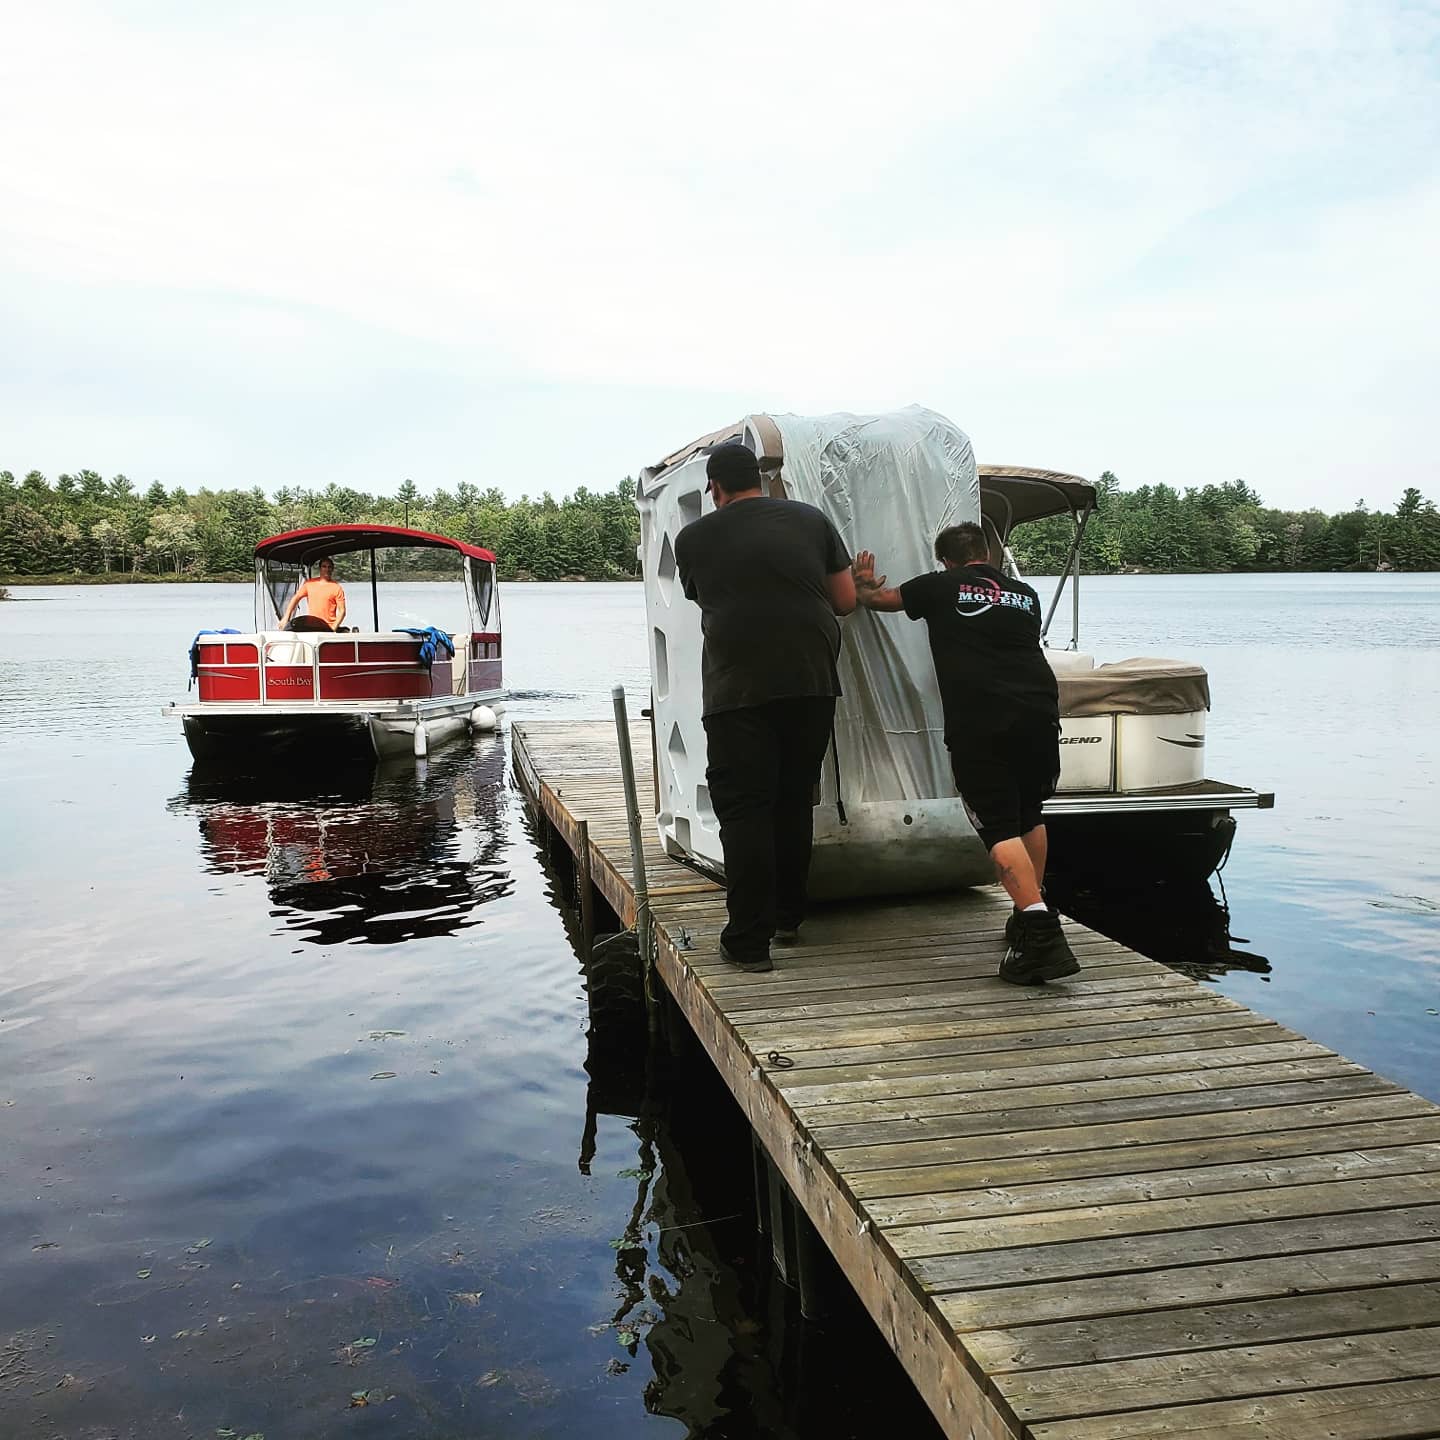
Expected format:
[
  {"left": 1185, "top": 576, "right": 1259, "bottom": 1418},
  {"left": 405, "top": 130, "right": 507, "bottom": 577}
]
[{"left": 1023, "top": 901, "right": 1049, "bottom": 913}]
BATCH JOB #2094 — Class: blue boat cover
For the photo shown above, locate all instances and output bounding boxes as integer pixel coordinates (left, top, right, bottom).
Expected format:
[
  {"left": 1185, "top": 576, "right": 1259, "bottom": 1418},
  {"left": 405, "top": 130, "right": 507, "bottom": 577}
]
[
  {"left": 189, "top": 629, "right": 243, "bottom": 687},
  {"left": 394, "top": 626, "right": 456, "bottom": 670}
]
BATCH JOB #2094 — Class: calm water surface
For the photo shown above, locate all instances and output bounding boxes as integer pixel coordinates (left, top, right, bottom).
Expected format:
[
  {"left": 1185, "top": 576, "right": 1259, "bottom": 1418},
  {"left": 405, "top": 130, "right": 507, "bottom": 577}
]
[{"left": 1, "top": 575, "right": 1437, "bottom": 1437}]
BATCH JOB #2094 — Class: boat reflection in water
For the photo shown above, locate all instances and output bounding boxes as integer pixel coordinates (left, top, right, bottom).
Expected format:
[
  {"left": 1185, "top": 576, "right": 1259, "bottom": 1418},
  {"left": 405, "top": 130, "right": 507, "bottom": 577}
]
[
  {"left": 170, "top": 736, "right": 511, "bottom": 944},
  {"left": 1046, "top": 868, "right": 1271, "bottom": 982}
]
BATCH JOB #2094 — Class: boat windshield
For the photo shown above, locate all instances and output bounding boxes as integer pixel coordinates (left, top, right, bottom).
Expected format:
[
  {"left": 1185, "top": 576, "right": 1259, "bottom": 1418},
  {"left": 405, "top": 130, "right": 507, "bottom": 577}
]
[
  {"left": 470, "top": 559, "right": 496, "bottom": 630},
  {"left": 260, "top": 560, "right": 306, "bottom": 630}
]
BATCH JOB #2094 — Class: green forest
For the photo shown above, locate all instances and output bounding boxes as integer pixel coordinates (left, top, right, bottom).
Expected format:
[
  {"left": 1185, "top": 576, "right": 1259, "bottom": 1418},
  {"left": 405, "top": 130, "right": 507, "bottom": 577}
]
[
  {"left": 0, "top": 472, "right": 640, "bottom": 582},
  {"left": 1008, "top": 473, "right": 1440, "bottom": 575},
  {"left": 2, "top": 466, "right": 1438, "bottom": 583}
]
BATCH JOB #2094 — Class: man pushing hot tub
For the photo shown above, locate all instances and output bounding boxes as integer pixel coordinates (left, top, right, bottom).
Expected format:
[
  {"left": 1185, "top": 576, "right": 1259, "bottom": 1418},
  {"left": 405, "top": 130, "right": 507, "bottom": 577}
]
[{"left": 852, "top": 524, "right": 1081, "bottom": 986}]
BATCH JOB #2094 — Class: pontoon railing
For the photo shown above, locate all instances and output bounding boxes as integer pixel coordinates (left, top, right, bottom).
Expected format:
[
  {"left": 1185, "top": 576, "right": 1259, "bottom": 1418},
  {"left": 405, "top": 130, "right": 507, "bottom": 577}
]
[{"left": 1039, "top": 501, "right": 1092, "bottom": 651}]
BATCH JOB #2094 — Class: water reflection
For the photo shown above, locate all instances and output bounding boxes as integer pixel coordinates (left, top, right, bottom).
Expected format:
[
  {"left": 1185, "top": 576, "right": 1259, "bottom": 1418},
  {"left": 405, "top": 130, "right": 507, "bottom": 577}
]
[
  {"left": 169, "top": 739, "right": 512, "bottom": 943},
  {"left": 5, "top": 577, "right": 1432, "bottom": 1438},
  {"left": 554, "top": 890, "right": 945, "bottom": 1437},
  {"left": 1048, "top": 869, "right": 1271, "bottom": 982},
  {"left": 570, "top": 1037, "right": 944, "bottom": 1438},
  {"left": 568, "top": 1036, "right": 941, "bottom": 1437}
]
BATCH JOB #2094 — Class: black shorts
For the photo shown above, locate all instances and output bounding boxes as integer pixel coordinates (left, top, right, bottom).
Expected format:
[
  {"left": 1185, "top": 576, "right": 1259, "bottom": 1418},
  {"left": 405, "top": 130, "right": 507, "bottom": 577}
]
[{"left": 950, "top": 720, "right": 1060, "bottom": 851}]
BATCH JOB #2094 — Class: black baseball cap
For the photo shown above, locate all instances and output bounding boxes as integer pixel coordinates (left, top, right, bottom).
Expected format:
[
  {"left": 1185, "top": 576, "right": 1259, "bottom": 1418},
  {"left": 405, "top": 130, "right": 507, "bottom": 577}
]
[{"left": 705, "top": 441, "right": 761, "bottom": 492}]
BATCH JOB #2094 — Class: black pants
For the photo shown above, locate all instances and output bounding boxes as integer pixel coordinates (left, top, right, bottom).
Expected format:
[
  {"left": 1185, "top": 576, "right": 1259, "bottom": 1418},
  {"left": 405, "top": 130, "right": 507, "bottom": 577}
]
[{"left": 702, "top": 696, "right": 837, "bottom": 961}]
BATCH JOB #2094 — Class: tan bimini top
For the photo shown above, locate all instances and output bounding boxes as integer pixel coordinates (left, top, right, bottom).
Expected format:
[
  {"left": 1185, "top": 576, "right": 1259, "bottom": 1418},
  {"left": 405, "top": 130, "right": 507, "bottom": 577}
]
[{"left": 1057, "top": 658, "right": 1211, "bottom": 718}]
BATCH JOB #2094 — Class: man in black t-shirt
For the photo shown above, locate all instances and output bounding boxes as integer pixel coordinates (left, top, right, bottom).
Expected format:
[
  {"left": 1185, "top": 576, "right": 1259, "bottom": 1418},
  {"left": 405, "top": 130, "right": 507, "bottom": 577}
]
[
  {"left": 853, "top": 522, "right": 1079, "bottom": 985},
  {"left": 675, "top": 442, "right": 856, "bottom": 973}
]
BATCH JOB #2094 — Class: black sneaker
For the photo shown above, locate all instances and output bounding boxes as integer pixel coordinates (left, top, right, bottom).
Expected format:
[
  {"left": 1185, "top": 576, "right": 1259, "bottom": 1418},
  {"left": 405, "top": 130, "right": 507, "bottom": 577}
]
[
  {"left": 773, "top": 926, "right": 801, "bottom": 946},
  {"left": 720, "top": 942, "right": 773, "bottom": 974},
  {"left": 999, "top": 910, "right": 1080, "bottom": 985}
]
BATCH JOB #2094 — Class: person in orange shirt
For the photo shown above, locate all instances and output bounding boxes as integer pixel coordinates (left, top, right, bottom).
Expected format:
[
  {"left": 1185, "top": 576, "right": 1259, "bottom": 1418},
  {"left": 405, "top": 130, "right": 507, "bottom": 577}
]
[{"left": 280, "top": 556, "right": 348, "bottom": 631}]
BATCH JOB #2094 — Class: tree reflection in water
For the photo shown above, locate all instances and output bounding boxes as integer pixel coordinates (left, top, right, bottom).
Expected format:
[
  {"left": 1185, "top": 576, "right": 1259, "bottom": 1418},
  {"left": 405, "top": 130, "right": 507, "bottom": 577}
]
[{"left": 170, "top": 737, "right": 512, "bottom": 944}]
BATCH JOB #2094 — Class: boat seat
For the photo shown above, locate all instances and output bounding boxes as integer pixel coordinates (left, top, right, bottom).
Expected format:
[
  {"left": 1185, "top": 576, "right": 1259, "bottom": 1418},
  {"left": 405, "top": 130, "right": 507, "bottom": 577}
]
[
  {"left": 451, "top": 634, "right": 471, "bottom": 696},
  {"left": 259, "top": 630, "right": 318, "bottom": 665},
  {"left": 1058, "top": 657, "right": 1210, "bottom": 717},
  {"left": 259, "top": 630, "right": 416, "bottom": 644}
]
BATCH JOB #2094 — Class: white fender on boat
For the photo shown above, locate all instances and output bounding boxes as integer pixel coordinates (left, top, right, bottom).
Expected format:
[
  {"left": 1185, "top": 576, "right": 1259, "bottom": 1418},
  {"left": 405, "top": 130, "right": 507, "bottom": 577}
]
[
  {"left": 470, "top": 705, "right": 498, "bottom": 733},
  {"left": 413, "top": 719, "right": 428, "bottom": 757}
]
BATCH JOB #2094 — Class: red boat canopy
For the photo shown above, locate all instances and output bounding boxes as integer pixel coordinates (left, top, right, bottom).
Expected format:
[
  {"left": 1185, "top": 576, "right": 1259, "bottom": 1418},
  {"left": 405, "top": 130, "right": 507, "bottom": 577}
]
[{"left": 255, "top": 524, "right": 496, "bottom": 566}]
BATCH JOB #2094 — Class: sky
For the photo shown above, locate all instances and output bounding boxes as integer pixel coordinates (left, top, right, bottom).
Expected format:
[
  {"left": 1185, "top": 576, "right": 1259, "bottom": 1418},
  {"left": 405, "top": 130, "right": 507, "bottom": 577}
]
[{"left": 2, "top": 0, "right": 1438, "bottom": 512}]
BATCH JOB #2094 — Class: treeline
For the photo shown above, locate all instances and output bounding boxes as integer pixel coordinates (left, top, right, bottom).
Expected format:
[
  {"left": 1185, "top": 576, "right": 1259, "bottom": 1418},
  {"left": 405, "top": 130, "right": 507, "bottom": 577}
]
[
  {"left": 1009, "top": 474, "right": 1440, "bottom": 574},
  {"left": 3, "top": 466, "right": 1438, "bottom": 583},
  {"left": 0, "top": 471, "right": 641, "bottom": 581}
]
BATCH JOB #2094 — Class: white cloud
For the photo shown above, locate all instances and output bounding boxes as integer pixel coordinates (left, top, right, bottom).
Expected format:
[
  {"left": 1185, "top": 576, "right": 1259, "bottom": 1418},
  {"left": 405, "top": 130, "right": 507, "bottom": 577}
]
[{"left": 1, "top": 0, "right": 1436, "bottom": 505}]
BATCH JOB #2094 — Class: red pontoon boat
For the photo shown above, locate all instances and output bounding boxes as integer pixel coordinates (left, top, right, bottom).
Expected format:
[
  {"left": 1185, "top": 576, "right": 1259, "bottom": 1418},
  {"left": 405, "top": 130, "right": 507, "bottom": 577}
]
[{"left": 164, "top": 524, "right": 504, "bottom": 762}]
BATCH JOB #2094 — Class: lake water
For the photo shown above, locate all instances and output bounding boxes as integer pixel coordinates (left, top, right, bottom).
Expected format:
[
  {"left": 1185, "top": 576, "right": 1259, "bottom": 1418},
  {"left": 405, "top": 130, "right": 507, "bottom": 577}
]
[{"left": 1, "top": 575, "right": 1437, "bottom": 1437}]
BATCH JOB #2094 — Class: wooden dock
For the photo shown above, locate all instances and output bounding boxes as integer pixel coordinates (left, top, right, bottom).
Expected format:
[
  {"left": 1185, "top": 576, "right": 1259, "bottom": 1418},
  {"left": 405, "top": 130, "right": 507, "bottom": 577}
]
[{"left": 513, "top": 719, "right": 1440, "bottom": 1440}]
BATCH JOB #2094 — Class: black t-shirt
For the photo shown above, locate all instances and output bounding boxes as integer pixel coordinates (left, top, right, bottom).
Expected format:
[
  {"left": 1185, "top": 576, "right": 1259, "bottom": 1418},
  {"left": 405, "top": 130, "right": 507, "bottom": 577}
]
[
  {"left": 675, "top": 496, "right": 851, "bottom": 716},
  {"left": 898, "top": 564, "right": 1059, "bottom": 741}
]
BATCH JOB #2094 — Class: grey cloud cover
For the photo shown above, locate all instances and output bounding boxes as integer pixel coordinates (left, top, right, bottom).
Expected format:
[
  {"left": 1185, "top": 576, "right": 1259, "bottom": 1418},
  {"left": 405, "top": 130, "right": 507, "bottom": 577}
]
[{"left": 2, "top": 0, "right": 1437, "bottom": 508}]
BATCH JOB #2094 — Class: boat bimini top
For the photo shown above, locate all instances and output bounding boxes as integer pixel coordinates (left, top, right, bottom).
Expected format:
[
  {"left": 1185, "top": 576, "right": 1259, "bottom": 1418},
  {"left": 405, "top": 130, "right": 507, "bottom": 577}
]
[
  {"left": 253, "top": 524, "right": 499, "bottom": 635},
  {"left": 979, "top": 467, "right": 1097, "bottom": 651}
]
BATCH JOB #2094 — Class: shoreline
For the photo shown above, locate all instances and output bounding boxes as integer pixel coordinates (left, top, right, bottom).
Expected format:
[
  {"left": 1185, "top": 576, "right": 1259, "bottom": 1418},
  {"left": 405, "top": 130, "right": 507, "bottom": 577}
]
[
  {"left": 0, "top": 572, "right": 645, "bottom": 587},
  {"left": 0, "top": 567, "right": 1410, "bottom": 588}
]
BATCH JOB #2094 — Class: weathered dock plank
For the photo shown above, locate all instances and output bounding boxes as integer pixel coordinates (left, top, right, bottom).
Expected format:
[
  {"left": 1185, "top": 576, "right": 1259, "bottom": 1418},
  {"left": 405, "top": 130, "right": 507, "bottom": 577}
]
[{"left": 512, "top": 719, "right": 1440, "bottom": 1440}]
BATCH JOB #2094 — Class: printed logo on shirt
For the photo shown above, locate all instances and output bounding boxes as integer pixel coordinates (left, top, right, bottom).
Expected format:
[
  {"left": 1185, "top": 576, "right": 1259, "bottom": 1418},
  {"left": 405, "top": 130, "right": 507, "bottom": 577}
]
[{"left": 953, "top": 577, "right": 1037, "bottom": 619}]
